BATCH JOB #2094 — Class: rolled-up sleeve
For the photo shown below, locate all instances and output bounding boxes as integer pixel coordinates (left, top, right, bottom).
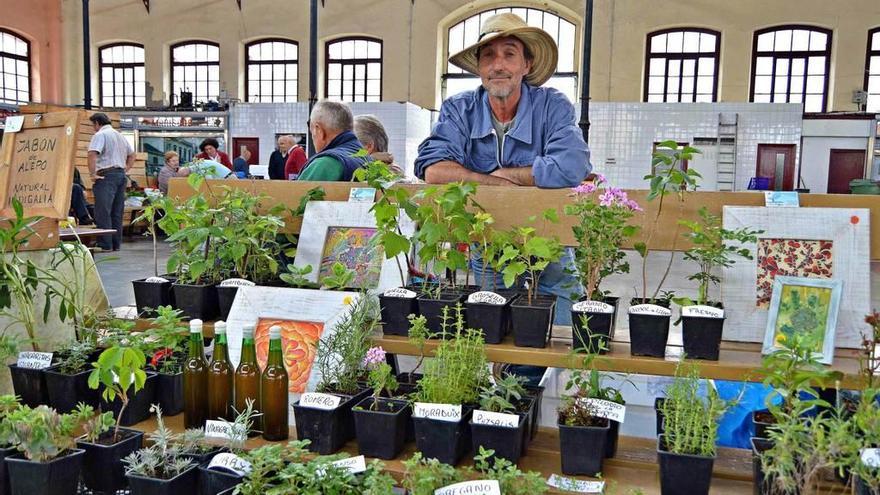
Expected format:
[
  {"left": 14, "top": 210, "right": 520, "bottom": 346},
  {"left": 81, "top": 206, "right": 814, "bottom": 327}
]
[
  {"left": 414, "top": 100, "right": 469, "bottom": 179},
  {"left": 531, "top": 93, "right": 591, "bottom": 188},
  {"left": 88, "top": 132, "right": 105, "bottom": 154}
]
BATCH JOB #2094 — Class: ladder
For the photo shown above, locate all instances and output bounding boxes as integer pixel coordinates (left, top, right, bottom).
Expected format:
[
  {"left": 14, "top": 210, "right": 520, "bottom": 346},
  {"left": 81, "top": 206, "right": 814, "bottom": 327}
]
[{"left": 716, "top": 113, "right": 738, "bottom": 191}]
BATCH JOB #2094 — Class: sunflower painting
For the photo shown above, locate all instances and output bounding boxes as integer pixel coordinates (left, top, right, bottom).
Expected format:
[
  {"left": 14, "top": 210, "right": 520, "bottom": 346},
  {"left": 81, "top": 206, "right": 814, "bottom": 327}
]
[
  {"left": 763, "top": 276, "right": 842, "bottom": 364},
  {"left": 255, "top": 318, "right": 325, "bottom": 393},
  {"left": 319, "top": 226, "right": 383, "bottom": 289}
]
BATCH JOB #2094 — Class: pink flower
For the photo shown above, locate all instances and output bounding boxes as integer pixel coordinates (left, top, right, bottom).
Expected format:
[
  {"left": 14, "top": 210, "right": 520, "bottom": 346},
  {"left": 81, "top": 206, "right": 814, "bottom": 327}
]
[
  {"left": 362, "top": 346, "right": 386, "bottom": 369},
  {"left": 598, "top": 191, "right": 614, "bottom": 207},
  {"left": 594, "top": 173, "right": 607, "bottom": 184},
  {"left": 573, "top": 183, "right": 597, "bottom": 195},
  {"left": 624, "top": 199, "right": 643, "bottom": 211}
]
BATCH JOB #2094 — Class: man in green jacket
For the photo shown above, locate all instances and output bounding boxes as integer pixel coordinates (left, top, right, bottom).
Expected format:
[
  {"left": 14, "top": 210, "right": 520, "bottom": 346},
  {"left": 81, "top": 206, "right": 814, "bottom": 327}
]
[{"left": 298, "top": 100, "right": 370, "bottom": 181}]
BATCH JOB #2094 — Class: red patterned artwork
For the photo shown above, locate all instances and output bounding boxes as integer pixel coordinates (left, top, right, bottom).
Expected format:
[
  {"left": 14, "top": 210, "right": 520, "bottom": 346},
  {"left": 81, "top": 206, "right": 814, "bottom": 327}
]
[
  {"left": 755, "top": 239, "right": 833, "bottom": 309},
  {"left": 255, "top": 318, "right": 325, "bottom": 393}
]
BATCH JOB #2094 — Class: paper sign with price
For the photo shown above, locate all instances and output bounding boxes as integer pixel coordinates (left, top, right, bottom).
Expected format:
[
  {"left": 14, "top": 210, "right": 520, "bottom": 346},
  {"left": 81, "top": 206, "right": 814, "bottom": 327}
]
[
  {"left": 547, "top": 474, "right": 605, "bottom": 493},
  {"left": 16, "top": 351, "right": 53, "bottom": 369},
  {"left": 413, "top": 402, "right": 462, "bottom": 422},
  {"left": 299, "top": 393, "right": 342, "bottom": 410},
  {"left": 434, "top": 480, "right": 501, "bottom": 495},
  {"left": 577, "top": 398, "right": 626, "bottom": 423}
]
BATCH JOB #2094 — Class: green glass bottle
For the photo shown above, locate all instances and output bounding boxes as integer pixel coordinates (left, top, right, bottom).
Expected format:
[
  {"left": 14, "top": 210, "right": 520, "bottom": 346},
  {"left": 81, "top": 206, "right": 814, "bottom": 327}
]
[
  {"left": 207, "top": 320, "right": 233, "bottom": 421},
  {"left": 183, "top": 319, "right": 208, "bottom": 429},
  {"left": 234, "top": 324, "right": 261, "bottom": 435},
  {"left": 260, "top": 325, "right": 289, "bottom": 441}
]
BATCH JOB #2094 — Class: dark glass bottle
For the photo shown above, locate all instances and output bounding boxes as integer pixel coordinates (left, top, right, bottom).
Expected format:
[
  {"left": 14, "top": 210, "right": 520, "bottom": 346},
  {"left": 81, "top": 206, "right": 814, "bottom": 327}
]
[
  {"left": 207, "top": 321, "right": 233, "bottom": 421},
  {"left": 260, "top": 325, "right": 289, "bottom": 441},
  {"left": 183, "top": 319, "right": 208, "bottom": 429},
  {"left": 234, "top": 324, "right": 261, "bottom": 434}
]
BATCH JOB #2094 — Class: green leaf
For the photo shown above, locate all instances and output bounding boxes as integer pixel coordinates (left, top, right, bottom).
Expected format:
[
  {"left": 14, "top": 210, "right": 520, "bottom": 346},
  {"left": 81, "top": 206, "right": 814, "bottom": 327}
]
[
  {"left": 542, "top": 208, "right": 559, "bottom": 223},
  {"left": 634, "top": 242, "right": 648, "bottom": 258}
]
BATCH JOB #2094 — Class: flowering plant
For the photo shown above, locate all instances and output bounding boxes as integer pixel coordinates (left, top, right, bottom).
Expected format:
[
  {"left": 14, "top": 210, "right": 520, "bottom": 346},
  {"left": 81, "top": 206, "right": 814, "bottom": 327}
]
[
  {"left": 363, "top": 346, "right": 398, "bottom": 411},
  {"left": 564, "top": 174, "right": 641, "bottom": 300}
]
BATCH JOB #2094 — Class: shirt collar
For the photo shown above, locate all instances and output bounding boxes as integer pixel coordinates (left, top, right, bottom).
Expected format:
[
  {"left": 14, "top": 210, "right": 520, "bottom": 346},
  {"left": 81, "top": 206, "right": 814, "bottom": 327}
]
[{"left": 471, "top": 83, "right": 533, "bottom": 145}]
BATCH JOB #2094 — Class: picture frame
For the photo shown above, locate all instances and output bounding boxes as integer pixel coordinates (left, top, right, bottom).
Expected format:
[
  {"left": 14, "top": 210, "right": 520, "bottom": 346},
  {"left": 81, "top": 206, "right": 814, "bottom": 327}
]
[{"left": 762, "top": 276, "right": 843, "bottom": 365}]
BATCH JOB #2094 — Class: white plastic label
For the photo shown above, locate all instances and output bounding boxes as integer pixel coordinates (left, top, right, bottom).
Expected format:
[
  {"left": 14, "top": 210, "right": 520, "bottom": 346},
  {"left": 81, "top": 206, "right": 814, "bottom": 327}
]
[
  {"left": 862, "top": 448, "right": 880, "bottom": 468},
  {"left": 144, "top": 276, "right": 169, "bottom": 283},
  {"left": 413, "top": 402, "right": 462, "bottom": 422},
  {"left": 204, "top": 420, "right": 246, "bottom": 440},
  {"left": 472, "top": 410, "right": 519, "bottom": 428},
  {"left": 467, "top": 291, "right": 506, "bottom": 305},
  {"left": 383, "top": 287, "right": 417, "bottom": 299},
  {"left": 547, "top": 474, "right": 605, "bottom": 493},
  {"left": 682, "top": 305, "right": 724, "bottom": 318},
  {"left": 330, "top": 455, "right": 367, "bottom": 474},
  {"left": 435, "top": 480, "right": 501, "bottom": 495},
  {"left": 16, "top": 352, "right": 53, "bottom": 370},
  {"left": 299, "top": 393, "right": 342, "bottom": 410},
  {"left": 577, "top": 398, "right": 626, "bottom": 423},
  {"left": 628, "top": 304, "right": 671, "bottom": 316},
  {"left": 348, "top": 187, "right": 377, "bottom": 203},
  {"left": 572, "top": 300, "right": 614, "bottom": 314},
  {"left": 207, "top": 452, "right": 252, "bottom": 476},
  {"left": 4, "top": 116, "right": 23, "bottom": 133},
  {"left": 219, "top": 278, "right": 256, "bottom": 287}
]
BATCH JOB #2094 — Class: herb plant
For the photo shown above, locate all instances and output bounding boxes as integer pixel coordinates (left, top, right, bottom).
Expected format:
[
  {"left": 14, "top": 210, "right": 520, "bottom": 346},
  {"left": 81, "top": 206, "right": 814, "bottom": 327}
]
[
  {"left": 234, "top": 441, "right": 311, "bottom": 495},
  {"left": 54, "top": 339, "right": 96, "bottom": 375},
  {"left": 862, "top": 311, "right": 880, "bottom": 389},
  {"left": 401, "top": 452, "right": 464, "bottom": 495},
  {"left": 498, "top": 209, "right": 564, "bottom": 305},
  {"left": 144, "top": 305, "right": 187, "bottom": 374},
  {"left": 315, "top": 295, "right": 379, "bottom": 394},
  {"left": 659, "top": 364, "right": 729, "bottom": 457},
  {"left": 478, "top": 374, "right": 527, "bottom": 413},
  {"left": 88, "top": 344, "right": 148, "bottom": 441},
  {"left": 274, "top": 455, "right": 394, "bottom": 494},
  {"left": 79, "top": 404, "right": 115, "bottom": 443},
  {"left": 0, "top": 395, "right": 21, "bottom": 448},
  {"left": 123, "top": 405, "right": 194, "bottom": 480},
  {"left": 158, "top": 176, "right": 222, "bottom": 285},
  {"left": 133, "top": 196, "right": 172, "bottom": 278},
  {"left": 362, "top": 346, "right": 398, "bottom": 410},
  {"left": 406, "top": 314, "right": 429, "bottom": 383},
  {"left": 560, "top": 349, "right": 623, "bottom": 427},
  {"left": 474, "top": 447, "right": 549, "bottom": 495},
  {"left": 7, "top": 404, "right": 92, "bottom": 462}
]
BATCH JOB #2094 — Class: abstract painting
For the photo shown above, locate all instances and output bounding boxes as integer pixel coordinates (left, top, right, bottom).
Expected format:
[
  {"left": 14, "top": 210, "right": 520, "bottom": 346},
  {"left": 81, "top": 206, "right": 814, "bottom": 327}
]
[
  {"left": 763, "top": 276, "right": 841, "bottom": 364},
  {"left": 255, "top": 318, "right": 325, "bottom": 393},
  {"left": 318, "top": 226, "right": 382, "bottom": 289},
  {"left": 755, "top": 238, "right": 833, "bottom": 308}
]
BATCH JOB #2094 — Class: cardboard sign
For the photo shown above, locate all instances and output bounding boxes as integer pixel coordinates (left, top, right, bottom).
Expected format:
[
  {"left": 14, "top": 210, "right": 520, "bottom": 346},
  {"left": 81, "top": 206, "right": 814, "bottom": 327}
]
[
  {"left": 577, "top": 398, "right": 626, "bottom": 423},
  {"left": 413, "top": 402, "right": 462, "bottom": 422},
  {"left": 298, "top": 393, "right": 342, "bottom": 411},
  {"left": 628, "top": 304, "right": 671, "bottom": 316},
  {"left": 861, "top": 448, "right": 880, "bottom": 468},
  {"left": 472, "top": 410, "right": 519, "bottom": 428},
  {"left": 383, "top": 287, "right": 417, "bottom": 299},
  {"left": 572, "top": 300, "right": 614, "bottom": 314},
  {"left": 220, "top": 278, "right": 256, "bottom": 288},
  {"left": 467, "top": 291, "right": 506, "bottom": 305},
  {"left": 16, "top": 351, "right": 53, "bottom": 369},
  {"left": 682, "top": 305, "right": 725, "bottom": 319},
  {"left": 207, "top": 452, "right": 252, "bottom": 477},
  {"left": 547, "top": 474, "right": 605, "bottom": 493},
  {"left": 144, "top": 276, "right": 169, "bottom": 283},
  {"left": 348, "top": 187, "right": 377, "bottom": 203},
  {"left": 434, "top": 480, "right": 501, "bottom": 495},
  {"left": 4, "top": 116, "right": 23, "bottom": 133},
  {"left": 204, "top": 420, "right": 246, "bottom": 440}
]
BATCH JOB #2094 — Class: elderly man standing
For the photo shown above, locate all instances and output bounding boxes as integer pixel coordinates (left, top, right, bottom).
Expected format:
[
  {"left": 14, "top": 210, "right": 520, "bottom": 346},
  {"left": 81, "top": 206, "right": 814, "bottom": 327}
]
[
  {"left": 354, "top": 114, "right": 404, "bottom": 175},
  {"left": 298, "top": 101, "right": 370, "bottom": 181},
  {"left": 88, "top": 113, "right": 135, "bottom": 252},
  {"left": 268, "top": 135, "right": 306, "bottom": 180}
]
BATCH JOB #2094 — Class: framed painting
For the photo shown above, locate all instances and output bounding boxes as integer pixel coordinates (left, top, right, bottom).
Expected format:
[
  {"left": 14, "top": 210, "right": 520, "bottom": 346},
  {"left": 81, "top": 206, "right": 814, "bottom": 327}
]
[{"left": 762, "top": 276, "right": 842, "bottom": 365}]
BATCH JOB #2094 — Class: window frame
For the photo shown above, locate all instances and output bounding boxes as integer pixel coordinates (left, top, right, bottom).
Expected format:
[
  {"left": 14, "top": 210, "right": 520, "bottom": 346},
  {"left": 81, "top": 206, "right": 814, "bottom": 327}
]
[
  {"left": 642, "top": 27, "right": 721, "bottom": 103},
  {"left": 749, "top": 24, "right": 833, "bottom": 113},
  {"left": 324, "top": 36, "right": 383, "bottom": 102},
  {"left": 244, "top": 37, "right": 299, "bottom": 103},
  {"left": 865, "top": 27, "right": 880, "bottom": 112},
  {"left": 169, "top": 40, "right": 221, "bottom": 105},
  {"left": 0, "top": 28, "right": 31, "bottom": 105},
  {"left": 98, "top": 42, "right": 145, "bottom": 109}
]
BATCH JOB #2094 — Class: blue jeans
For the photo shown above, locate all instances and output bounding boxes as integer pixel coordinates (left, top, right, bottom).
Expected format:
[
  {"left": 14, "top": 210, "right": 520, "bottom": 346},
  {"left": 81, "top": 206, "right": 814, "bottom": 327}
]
[{"left": 92, "top": 168, "right": 127, "bottom": 250}]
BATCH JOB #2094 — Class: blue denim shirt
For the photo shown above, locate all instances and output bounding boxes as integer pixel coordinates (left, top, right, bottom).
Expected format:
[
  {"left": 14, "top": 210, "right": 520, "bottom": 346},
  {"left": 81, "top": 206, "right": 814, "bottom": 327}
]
[{"left": 415, "top": 83, "right": 591, "bottom": 188}]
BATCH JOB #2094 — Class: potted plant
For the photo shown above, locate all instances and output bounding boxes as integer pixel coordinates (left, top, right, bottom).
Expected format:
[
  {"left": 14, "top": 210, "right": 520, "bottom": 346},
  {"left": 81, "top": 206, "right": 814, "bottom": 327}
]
[
  {"left": 400, "top": 314, "right": 429, "bottom": 388},
  {"left": 401, "top": 452, "right": 464, "bottom": 495},
  {"left": 270, "top": 453, "right": 394, "bottom": 493},
  {"left": 672, "top": 207, "right": 761, "bottom": 360},
  {"left": 352, "top": 346, "right": 410, "bottom": 460},
  {"left": 76, "top": 403, "right": 144, "bottom": 494},
  {"left": 840, "top": 390, "right": 880, "bottom": 495},
  {"left": 143, "top": 305, "right": 188, "bottom": 416},
  {"left": 465, "top": 215, "right": 518, "bottom": 344},
  {"left": 470, "top": 374, "right": 532, "bottom": 464},
  {"left": 473, "top": 446, "right": 549, "bottom": 494},
  {"left": 197, "top": 399, "right": 260, "bottom": 495},
  {"left": 232, "top": 441, "right": 310, "bottom": 495},
  {"left": 132, "top": 196, "right": 176, "bottom": 317},
  {"left": 124, "top": 405, "right": 198, "bottom": 495},
  {"left": 0, "top": 395, "right": 21, "bottom": 495},
  {"left": 43, "top": 339, "right": 99, "bottom": 412},
  {"left": 88, "top": 344, "right": 156, "bottom": 427},
  {"left": 657, "top": 363, "right": 730, "bottom": 495},
  {"left": 557, "top": 356, "right": 613, "bottom": 475},
  {"left": 630, "top": 141, "right": 701, "bottom": 357},
  {"left": 565, "top": 176, "right": 641, "bottom": 354}
]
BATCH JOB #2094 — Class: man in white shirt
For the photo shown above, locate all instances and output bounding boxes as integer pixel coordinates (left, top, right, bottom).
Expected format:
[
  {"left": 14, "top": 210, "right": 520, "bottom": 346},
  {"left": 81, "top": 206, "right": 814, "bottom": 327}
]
[{"left": 87, "top": 113, "right": 135, "bottom": 251}]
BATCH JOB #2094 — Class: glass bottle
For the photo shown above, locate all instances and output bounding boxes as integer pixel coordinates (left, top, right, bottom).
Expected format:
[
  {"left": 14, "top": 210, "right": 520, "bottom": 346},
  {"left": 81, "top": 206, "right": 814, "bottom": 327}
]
[
  {"left": 234, "top": 323, "right": 261, "bottom": 434},
  {"left": 183, "top": 318, "right": 208, "bottom": 429},
  {"left": 207, "top": 321, "right": 233, "bottom": 421},
  {"left": 260, "top": 325, "right": 289, "bottom": 441}
]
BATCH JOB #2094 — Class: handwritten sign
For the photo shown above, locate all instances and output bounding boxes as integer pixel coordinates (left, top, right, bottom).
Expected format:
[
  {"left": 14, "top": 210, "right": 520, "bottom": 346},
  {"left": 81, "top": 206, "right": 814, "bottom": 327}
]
[
  {"left": 547, "top": 474, "right": 605, "bottom": 493},
  {"left": 383, "top": 287, "right": 417, "bottom": 299},
  {"left": 682, "top": 305, "right": 725, "bottom": 319},
  {"left": 435, "top": 480, "right": 501, "bottom": 495},
  {"left": 220, "top": 278, "right": 256, "bottom": 288},
  {"left": 861, "top": 448, "right": 880, "bottom": 468},
  {"left": 628, "top": 304, "right": 671, "bottom": 317},
  {"left": 16, "top": 351, "right": 53, "bottom": 369},
  {"left": 467, "top": 291, "right": 506, "bottom": 305},
  {"left": 577, "top": 398, "right": 626, "bottom": 423},
  {"left": 413, "top": 402, "right": 462, "bottom": 422},
  {"left": 204, "top": 420, "right": 246, "bottom": 440},
  {"left": 144, "top": 276, "right": 170, "bottom": 283},
  {"left": 572, "top": 300, "right": 614, "bottom": 314},
  {"left": 298, "top": 392, "right": 342, "bottom": 411},
  {"left": 207, "top": 453, "right": 252, "bottom": 477},
  {"left": 472, "top": 410, "right": 519, "bottom": 428},
  {"left": 330, "top": 455, "right": 367, "bottom": 474}
]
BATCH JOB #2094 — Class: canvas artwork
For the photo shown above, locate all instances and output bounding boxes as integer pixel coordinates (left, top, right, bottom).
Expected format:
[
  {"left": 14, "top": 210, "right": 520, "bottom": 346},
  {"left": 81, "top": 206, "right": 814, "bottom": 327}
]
[
  {"left": 255, "top": 318, "right": 325, "bottom": 393},
  {"left": 755, "top": 238, "right": 833, "bottom": 308},
  {"left": 318, "top": 226, "right": 382, "bottom": 289},
  {"left": 763, "top": 276, "right": 842, "bottom": 364}
]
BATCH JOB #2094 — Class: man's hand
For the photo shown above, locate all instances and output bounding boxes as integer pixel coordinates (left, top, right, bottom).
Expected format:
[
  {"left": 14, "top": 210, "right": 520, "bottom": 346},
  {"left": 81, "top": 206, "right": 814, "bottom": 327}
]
[
  {"left": 424, "top": 161, "right": 516, "bottom": 186},
  {"left": 490, "top": 166, "right": 535, "bottom": 186}
]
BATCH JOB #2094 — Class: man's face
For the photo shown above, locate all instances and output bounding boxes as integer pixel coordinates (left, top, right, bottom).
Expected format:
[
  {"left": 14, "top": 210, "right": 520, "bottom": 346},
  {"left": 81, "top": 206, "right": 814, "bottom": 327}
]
[
  {"left": 278, "top": 137, "right": 292, "bottom": 153},
  {"left": 203, "top": 145, "right": 217, "bottom": 157},
  {"left": 167, "top": 156, "right": 179, "bottom": 169},
  {"left": 310, "top": 123, "right": 327, "bottom": 152},
  {"left": 477, "top": 36, "right": 532, "bottom": 99}
]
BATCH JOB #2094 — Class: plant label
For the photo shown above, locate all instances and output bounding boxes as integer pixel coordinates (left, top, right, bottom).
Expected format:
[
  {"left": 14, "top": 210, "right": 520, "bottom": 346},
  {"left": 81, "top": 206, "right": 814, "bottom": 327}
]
[
  {"left": 434, "top": 480, "right": 501, "bottom": 495},
  {"left": 145, "top": 276, "right": 169, "bottom": 283},
  {"left": 682, "top": 305, "right": 724, "bottom": 318},
  {"left": 383, "top": 287, "right": 417, "bottom": 299},
  {"left": 628, "top": 304, "right": 671, "bottom": 316},
  {"left": 348, "top": 187, "right": 377, "bottom": 203},
  {"left": 204, "top": 420, "right": 246, "bottom": 440},
  {"left": 16, "top": 351, "right": 53, "bottom": 369},
  {"left": 577, "top": 398, "right": 626, "bottom": 423},
  {"left": 467, "top": 291, "right": 506, "bottom": 305},
  {"left": 572, "top": 300, "right": 614, "bottom": 314},
  {"left": 330, "top": 455, "right": 367, "bottom": 474},
  {"left": 413, "top": 402, "right": 462, "bottom": 422},
  {"left": 547, "top": 474, "right": 605, "bottom": 493},
  {"left": 861, "top": 448, "right": 880, "bottom": 468},
  {"left": 299, "top": 393, "right": 342, "bottom": 410},
  {"left": 207, "top": 452, "right": 252, "bottom": 476},
  {"left": 472, "top": 410, "right": 519, "bottom": 428},
  {"left": 220, "top": 278, "right": 256, "bottom": 287}
]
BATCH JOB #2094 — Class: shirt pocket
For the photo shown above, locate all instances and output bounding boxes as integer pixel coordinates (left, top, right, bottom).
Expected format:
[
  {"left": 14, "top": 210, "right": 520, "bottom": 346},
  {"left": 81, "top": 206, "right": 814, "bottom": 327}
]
[{"left": 468, "top": 141, "right": 498, "bottom": 172}]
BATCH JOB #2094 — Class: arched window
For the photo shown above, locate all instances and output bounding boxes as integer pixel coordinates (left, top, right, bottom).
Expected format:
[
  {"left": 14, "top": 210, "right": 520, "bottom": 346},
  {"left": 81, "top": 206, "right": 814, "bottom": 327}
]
[
  {"left": 0, "top": 29, "right": 30, "bottom": 104},
  {"left": 246, "top": 39, "right": 298, "bottom": 102},
  {"left": 751, "top": 25, "right": 832, "bottom": 113},
  {"left": 443, "top": 7, "right": 577, "bottom": 101},
  {"left": 170, "top": 41, "right": 220, "bottom": 105},
  {"left": 99, "top": 43, "right": 145, "bottom": 108},
  {"left": 325, "top": 37, "right": 382, "bottom": 102},
  {"left": 644, "top": 29, "right": 720, "bottom": 103},
  {"left": 866, "top": 28, "right": 880, "bottom": 112}
]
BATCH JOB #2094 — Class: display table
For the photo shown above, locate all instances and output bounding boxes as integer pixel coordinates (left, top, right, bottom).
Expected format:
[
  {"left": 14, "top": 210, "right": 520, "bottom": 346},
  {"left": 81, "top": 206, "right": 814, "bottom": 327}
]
[{"left": 58, "top": 226, "right": 117, "bottom": 240}]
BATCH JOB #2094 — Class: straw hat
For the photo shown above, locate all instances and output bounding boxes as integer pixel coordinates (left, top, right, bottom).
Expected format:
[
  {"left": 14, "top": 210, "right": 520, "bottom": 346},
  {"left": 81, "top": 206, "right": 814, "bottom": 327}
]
[{"left": 448, "top": 12, "right": 558, "bottom": 87}]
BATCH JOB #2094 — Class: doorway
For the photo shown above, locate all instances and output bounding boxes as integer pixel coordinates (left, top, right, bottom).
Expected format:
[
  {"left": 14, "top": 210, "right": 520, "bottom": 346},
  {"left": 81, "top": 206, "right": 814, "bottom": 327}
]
[
  {"left": 826, "top": 149, "right": 866, "bottom": 194},
  {"left": 756, "top": 144, "right": 796, "bottom": 191},
  {"left": 232, "top": 137, "right": 260, "bottom": 166}
]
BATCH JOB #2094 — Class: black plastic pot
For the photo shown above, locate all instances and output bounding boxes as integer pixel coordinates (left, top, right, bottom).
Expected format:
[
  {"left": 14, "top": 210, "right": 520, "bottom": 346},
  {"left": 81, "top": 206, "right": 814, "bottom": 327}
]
[
  {"left": 5, "top": 449, "right": 84, "bottom": 495},
  {"left": 77, "top": 428, "right": 144, "bottom": 493},
  {"left": 523, "top": 384, "right": 544, "bottom": 440},
  {"left": 44, "top": 366, "right": 99, "bottom": 413},
  {"left": 655, "top": 397, "right": 666, "bottom": 437},
  {"left": 133, "top": 278, "right": 174, "bottom": 318},
  {"left": 156, "top": 371, "right": 184, "bottom": 416},
  {"left": 413, "top": 406, "right": 474, "bottom": 466},
  {"left": 127, "top": 464, "right": 198, "bottom": 495},
  {"left": 628, "top": 302, "right": 670, "bottom": 358},
  {"left": 198, "top": 463, "right": 242, "bottom": 495},
  {"left": 751, "top": 437, "right": 773, "bottom": 495},
  {"left": 465, "top": 291, "right": 517, "bottom": 345},
  {"left": 682, "top": 315, "right": 725, "bottom": 361},
  {"left": 470, "top": 412, "right": 528, "bottom": 464},
  {"left": 658, "top": 434, "right": 715, "bottom": 495},
  {"left": 172, "top": 282, "right": 219, "bottom": 321},
  {"left": 558, "top": 419, "right": 609, "bottom": 476},
  {"left": 352, "top": 397, "right": 411, "bottom": 460},
  {"left": 380, "top": 292, "right": 419, "bottom": 336},
  {"left": 417, "top": 292, "right": 465, "bottom": 337},
  {"left": 752, "top": 409, "right": 774, "bottom": 439},
  {"left": 216, "top": 286, "right": 239, "bottom": 321},
  {"left": 605, "top": 419, "right": 620, "bottom": 458},
  {"left": 0, "top": 446, "right": 16, "bottom": 495},
  {"left": 856, "top": 475, "right": 879, "bottom": 495},
  {"left": 101, "top": 372, "right": 157, "bottom": 426},
  {"left": 7, "top": 364, "right": 49, "bottom": 408},
  {"left": 293, "top": 388, "right": 370, "bottom": 455},
  {"left": 572, "top": 312, "right": 613, "bottom": 355},
  {"left": 510, "top": 295, "right": 556, "bottom": 348},
  {"left": 181, "top": 446, "right": 226, "bottom": 466}
]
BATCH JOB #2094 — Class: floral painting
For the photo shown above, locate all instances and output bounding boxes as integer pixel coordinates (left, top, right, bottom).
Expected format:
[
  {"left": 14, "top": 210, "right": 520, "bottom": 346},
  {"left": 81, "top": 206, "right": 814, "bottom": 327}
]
[
  {"left": 770, "top": 284, "right": 832, "bottom": 353},
  {"left": 255, "top": 318, "right": 325, "bottom": 393},
  {"left": 319, "top": 226, "right": 382, "bottom": 289},
  {"left": 755, "top": 239, "right": 832, "bottom": 309}
]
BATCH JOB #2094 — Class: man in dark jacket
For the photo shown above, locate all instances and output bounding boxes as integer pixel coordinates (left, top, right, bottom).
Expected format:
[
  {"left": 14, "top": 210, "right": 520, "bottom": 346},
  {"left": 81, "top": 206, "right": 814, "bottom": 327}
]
[{"left": 297, "top": 100, "right": 369, "bottom": 181}]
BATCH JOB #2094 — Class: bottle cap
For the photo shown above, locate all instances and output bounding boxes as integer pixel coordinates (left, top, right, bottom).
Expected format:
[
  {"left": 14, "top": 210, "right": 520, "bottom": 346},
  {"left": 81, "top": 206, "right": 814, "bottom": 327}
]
[
  {"left": 214, "top": 321, "right": 226, "bottom": 334},
  {"left": 269, "top": 325, "right": 282, "bottom": 339},
  {"left": 189, "top": 319, "right": 203, "bottom": 333},
  {"left": 242, "top": 324, "right": 255, "bottom": 338}
]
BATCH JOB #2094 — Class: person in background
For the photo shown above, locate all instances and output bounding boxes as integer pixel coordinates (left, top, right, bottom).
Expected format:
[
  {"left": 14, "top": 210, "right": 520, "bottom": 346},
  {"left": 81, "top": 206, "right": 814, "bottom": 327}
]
[
  {"left": 194, "top": 138, "right": 233, "bottom": 170},
  {"left": 268, "top": 135, "right": 306, "bottom": 180},
  {"left": 70, "top": 169, "right": 94, "bottom": 225},
  {"left": 157, "top": 151, "right": 191, "bottom": 195},
  {"left": 233, "top": 147, "right": 252, "bottom": 178},
  {"left": 187, "top": 158, "right": 235, "bottom": 179},
  {"left": 353, "top": 115, "right": 404, "bottom": 176},
  {"left": 283, "top": 136, "right": 308, "bottom": 180},
  {"left": 88, "top": 112, "right": 135, "bottom": 252},
  {"left": 297, "top": 101, "right": 370, "bottom": 182}
]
